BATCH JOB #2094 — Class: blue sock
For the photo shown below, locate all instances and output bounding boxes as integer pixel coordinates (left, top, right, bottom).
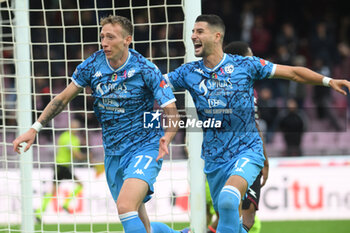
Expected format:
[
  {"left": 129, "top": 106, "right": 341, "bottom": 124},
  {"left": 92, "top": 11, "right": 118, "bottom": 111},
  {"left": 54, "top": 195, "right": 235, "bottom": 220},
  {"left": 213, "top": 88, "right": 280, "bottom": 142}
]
[
  {"left": 150, "top": 222, "right": 180, "bottom": 233},
  {"left": 217, "top": 186, "right": 241, "bottom": 233},
  {"left": 240, "top": 218, "right": 248, "bottom": 233},
  {"left": 119, "top": 211, "right": 147, "bottom": 233}
]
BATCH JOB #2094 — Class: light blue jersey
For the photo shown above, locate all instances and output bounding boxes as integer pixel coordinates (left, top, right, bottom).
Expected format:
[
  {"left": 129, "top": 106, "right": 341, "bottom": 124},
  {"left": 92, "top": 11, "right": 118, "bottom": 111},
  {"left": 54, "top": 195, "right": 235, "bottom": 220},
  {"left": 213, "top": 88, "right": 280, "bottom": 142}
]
[
  {"left": 166, "top": 54, "right": 276, "bottom": 172},
  {"left": 72, "top": 48, "right": 176, "bottom": 156}
]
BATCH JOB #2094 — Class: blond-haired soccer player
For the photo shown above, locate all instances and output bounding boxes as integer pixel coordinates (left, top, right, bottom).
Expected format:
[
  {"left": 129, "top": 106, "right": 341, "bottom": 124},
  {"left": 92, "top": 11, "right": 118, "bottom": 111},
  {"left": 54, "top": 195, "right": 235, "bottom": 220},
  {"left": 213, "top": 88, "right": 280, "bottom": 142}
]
[{"left": 13, "top": 15, "right": 179, "bottom": 233}]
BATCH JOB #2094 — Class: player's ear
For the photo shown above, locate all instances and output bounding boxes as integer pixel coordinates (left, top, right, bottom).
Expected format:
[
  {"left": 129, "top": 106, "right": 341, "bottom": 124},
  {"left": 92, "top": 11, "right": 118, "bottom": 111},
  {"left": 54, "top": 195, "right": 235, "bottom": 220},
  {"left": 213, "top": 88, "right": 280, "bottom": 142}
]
[
  {"left": 125, "top": 35, "right": 132, "bottom": 46},
  {"left": 215, "top": 32, "right": 222, "bottom": 43}
]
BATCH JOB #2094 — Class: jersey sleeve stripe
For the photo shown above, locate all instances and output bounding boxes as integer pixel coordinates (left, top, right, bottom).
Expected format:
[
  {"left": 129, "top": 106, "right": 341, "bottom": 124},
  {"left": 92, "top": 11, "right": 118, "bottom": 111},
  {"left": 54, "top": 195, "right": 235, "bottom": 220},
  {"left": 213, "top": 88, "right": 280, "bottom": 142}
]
[
  {"left": 160, "top": 98, "right": 176, "bottom": 108},
  {"left": 268, "top": 64, "right": 277, "bottom": 79},
  {"left": 70, "top": 78, "right": 84, "bottom": 88}
]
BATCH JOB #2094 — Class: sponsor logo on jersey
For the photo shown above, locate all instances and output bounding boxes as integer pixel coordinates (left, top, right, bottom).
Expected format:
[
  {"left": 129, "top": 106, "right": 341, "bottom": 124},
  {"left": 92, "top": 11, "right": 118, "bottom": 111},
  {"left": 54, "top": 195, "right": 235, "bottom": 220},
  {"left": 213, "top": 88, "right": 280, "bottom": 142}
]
[
  {"left": 98, "top": 102, "right": 125, "bottom": 113},
  {"left": 207, "top": 79, "right": 233, "bottom": 89},
  {"left": 208, "top": 98, "right": 226, "bottom": 108},
  {"left": 199, "top": 79, "right": 233, "bottom": 96},
  {"left": 260, "top": 59, "right": 267, "bottom": 66},
  {"left": 199, "top": 80, "right": 208, "bottom": 96},
  {"left": 194, "top": 68, "right": 204, "bottom": 74},
  {"left": 133, "top": 169, "right": 145, "bottom": 176},
  {"left": 96, "top": 82, "right": 128, "bottom": 96},
  {"left": 93, "top": 71, "right": 103, "bottom": 78}
]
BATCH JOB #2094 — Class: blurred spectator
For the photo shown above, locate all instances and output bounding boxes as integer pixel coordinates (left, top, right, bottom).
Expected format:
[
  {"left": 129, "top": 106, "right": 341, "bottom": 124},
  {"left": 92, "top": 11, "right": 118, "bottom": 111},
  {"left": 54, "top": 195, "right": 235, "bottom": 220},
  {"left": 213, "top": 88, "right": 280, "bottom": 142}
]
[
  {"left": 275, "top": 45, "right": 293, "bottom": 65},
  {"left": 312, "top": 59, "right": 342, "bottom": 131},
  {"left": 279, "top": 98, "right": 307, "bottom": 156},
  {"left": 250, "top": 15, "right": 272, "bottom": 57},
  {"left": 339, "top": 16, "right": 350, "bottom": 45},
  {"left": 273, "top": 45, "right": 293, "bottom": 103},
  {"left": 333, "top": 42, "right": 350, "bottom": 121},
  {"left": 310, "top": 22, "right": 337, "bottom": 68},
  {"left": 257, "top": 87, "right": 278, "bottom": 143},
  {"left": 334, "top": 43, "right": 350, "bottom": 78},
  {"left": 276, "top": 23, "right": 299, "bottom": 59}
]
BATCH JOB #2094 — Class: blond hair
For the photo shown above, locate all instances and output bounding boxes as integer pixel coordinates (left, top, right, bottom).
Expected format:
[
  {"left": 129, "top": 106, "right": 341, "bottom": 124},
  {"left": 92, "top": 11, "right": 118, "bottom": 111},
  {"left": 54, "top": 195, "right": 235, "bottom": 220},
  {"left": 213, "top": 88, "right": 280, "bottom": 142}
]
[{"left": 100, "top": 15, "right": 133, "bottom": 36}]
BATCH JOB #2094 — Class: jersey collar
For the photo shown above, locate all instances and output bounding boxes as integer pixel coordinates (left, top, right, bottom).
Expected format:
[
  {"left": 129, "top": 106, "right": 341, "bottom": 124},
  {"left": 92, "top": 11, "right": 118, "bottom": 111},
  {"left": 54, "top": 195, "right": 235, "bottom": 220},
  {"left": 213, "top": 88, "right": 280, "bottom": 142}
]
[
  {"left": 105, "top": 50, "right": 131, "bottom": 72},
  {"left": 202, "top": 53, "right": 227, "bottom": 73}
]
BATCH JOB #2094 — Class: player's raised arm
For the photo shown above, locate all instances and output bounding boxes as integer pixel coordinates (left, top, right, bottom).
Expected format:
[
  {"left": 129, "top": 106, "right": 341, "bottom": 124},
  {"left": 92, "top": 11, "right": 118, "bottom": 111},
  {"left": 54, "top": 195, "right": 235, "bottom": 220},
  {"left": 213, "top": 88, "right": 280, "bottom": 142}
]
[
  {"left": 13, "top": 82, "right": 83, "bottom": 154},
  {"left": 273, "top": 64, "right": 350, "bottom": 95},
  {"left": 157, "top": 102, "right": 180, "bottom": 161}
]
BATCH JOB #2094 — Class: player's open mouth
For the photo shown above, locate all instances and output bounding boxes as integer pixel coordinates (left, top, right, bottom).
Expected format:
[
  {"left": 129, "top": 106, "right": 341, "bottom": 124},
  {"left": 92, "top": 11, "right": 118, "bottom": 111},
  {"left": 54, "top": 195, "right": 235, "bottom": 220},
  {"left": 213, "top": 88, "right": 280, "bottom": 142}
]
[{"left": 194, "top": 43, "right": 202, "bottom": 52}]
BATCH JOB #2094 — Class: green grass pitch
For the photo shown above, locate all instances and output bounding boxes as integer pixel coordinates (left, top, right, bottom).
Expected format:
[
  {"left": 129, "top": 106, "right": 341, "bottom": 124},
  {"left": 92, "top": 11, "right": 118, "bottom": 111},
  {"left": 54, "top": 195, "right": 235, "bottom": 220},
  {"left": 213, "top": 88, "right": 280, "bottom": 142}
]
[{"left": 1, "top": 220, "right": 350, "bottom": 232}]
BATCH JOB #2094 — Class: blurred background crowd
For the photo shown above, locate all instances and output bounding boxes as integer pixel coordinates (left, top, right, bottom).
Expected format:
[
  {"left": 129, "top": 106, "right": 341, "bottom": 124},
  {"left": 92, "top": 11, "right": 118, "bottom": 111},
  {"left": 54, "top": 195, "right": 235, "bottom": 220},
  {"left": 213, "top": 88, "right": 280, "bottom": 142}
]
[{"left": 1, "top": 0, "right": 350, "bottom": 164}]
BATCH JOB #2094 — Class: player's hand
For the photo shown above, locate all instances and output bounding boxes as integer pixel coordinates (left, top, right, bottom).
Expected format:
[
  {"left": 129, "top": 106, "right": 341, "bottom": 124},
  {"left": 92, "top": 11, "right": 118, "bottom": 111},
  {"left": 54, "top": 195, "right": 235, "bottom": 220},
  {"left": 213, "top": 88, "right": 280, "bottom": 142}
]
[
  {"left": 12, "top": 128, "right": 37, "bottom": 154},
  {"left": 157, "top": 137, "right": 169, "bottom": 161},
  {"left": 261, "top": 160, "right": 269, "bottom": 187},
  {"left": 329, "top": 79, "right": 350, "bottom": 95}
]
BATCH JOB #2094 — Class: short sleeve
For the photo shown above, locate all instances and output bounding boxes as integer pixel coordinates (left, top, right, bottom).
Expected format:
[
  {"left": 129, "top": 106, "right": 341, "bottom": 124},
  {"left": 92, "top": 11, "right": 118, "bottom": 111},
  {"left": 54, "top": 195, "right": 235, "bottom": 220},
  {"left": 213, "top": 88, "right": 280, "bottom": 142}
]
[
  {"left": 164, "top": 63, "right": 192, "bottom": 90},
  {"left": 246, "top": 56, "right": 276, "bottom": 81},
  {"left": 71, "top": 54, "right": 96, "bottom": 88},
  {"left": 143, "top": 61, "right": 176, "bottom": 108}
]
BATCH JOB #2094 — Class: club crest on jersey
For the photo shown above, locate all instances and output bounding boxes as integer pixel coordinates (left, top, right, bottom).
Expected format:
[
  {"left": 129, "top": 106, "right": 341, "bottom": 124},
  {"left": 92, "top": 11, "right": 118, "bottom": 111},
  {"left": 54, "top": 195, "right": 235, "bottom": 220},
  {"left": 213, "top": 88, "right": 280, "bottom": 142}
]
[
  {"left": 111, "top": 71, "right": 128, "bottom": 81},
  {"left": 127, "top": 68, "right": 135, "bottom": 78},
  {"left": 111, "top": 73, "right": 118, "bottom": 81},
  {"left": 211, "top": 73, "right": 218, "bottom": 79},
  {"left": 224, "top": 64, "right": 234, "bottom": 74}
]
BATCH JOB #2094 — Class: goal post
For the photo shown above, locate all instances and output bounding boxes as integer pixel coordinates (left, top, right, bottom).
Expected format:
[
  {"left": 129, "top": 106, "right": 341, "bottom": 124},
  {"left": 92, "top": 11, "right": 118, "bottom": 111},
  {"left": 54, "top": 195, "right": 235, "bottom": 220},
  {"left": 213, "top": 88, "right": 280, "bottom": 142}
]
[
  {"left": 15, "top": 0, "right": 34, "bottom": 232},
  {"left": 184, "top": 0, "right": 206, "bottom": 232},
  {"left": 1, "top": 0, "right": 205, "bottom": 232}
]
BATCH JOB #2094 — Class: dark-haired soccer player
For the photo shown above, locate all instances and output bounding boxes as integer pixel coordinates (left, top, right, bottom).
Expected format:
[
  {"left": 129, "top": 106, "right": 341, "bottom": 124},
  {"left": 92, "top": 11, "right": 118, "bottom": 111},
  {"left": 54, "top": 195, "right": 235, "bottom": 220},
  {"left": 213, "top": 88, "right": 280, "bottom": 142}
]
[{"left": 165, "top": 14, "right": 350, "bottom": 233}]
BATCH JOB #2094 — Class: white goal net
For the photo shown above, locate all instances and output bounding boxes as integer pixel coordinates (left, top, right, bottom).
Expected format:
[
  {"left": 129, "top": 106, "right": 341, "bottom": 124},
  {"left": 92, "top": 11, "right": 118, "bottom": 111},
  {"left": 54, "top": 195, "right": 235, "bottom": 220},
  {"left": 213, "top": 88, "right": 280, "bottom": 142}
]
[{"left": 0, "top": 0, "right": 203, "bottom": 232}]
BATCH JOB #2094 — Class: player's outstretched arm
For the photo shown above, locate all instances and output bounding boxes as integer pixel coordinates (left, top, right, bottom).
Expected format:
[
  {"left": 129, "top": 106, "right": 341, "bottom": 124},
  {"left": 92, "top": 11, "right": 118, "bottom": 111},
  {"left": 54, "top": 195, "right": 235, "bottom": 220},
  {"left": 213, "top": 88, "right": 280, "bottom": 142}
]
[
  {"left": 13, "top": 82, "right": 83, "bottom": 154},
  {"left": 157, "top": 102, "right": 180, "bottom": 161},
  {"left": 274, "top": 64, "right": 350, "bottom": 95}
]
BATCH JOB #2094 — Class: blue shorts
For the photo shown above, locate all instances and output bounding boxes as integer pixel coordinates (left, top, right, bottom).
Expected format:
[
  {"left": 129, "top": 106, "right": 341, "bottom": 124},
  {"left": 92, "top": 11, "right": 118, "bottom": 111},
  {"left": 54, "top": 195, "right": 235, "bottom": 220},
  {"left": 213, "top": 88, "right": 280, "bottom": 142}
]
[
  {"left": 104, "top": 143, "right": 163, "bottom": 203},
  {"left": 205, "top": 153, "right": 264, "bottom": 211}
]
